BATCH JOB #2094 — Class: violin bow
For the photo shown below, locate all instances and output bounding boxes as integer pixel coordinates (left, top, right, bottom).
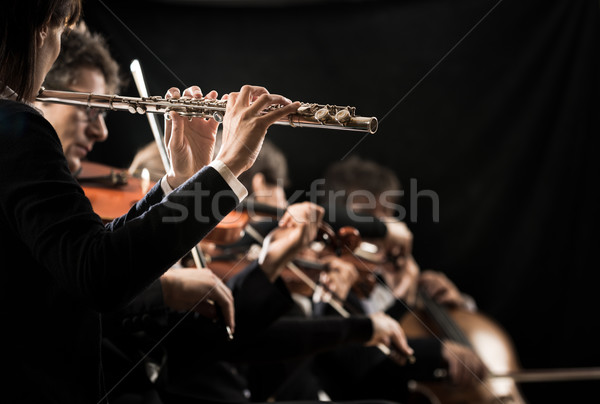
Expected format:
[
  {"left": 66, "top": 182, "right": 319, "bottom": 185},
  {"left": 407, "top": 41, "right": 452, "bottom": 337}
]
[
  {"left": 252, "top": 221, "right": 414, "bottom": 364},
  {"left": 130, "top": 60, "right": 231, "bottom": 340}
]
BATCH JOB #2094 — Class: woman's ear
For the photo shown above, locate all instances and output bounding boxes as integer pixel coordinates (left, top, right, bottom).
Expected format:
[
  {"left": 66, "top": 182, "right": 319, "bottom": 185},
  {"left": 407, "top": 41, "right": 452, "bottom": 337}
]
[{"left": 37, "top": 23, "right": 49, "bottom": 48}]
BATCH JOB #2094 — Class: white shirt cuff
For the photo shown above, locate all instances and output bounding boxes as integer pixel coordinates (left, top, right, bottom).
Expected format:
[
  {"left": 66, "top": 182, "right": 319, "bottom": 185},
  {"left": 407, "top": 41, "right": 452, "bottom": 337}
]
[
  {"left": 160, "top": 161, "right": 247, "bottom": 203},
  {"left": 210, "top": 159, "right": 248, "bottom": 202},
  {"left": 160, "top": 175, "right": 174, "bottom": 196}
]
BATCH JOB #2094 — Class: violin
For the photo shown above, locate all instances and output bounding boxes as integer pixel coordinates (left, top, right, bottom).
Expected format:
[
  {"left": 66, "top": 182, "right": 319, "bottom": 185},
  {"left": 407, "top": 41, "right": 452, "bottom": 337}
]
[
  {"left": 198, "top": 199, "right": 378, "bottom": 302},
  {"left": 204, "top": 210, "right": 250, "bottom": 245},
  {"left": 78, "top": 160, "right": 154, "bottom": 222},
  {"left": 198, "top": 209, "right": 365, "bottom": 299},
  {"left": 78, "top": 160, "right": 251, "bottom": 248},
  {"left": 281, "top": 222, "right": 364, "bottom": 300}
]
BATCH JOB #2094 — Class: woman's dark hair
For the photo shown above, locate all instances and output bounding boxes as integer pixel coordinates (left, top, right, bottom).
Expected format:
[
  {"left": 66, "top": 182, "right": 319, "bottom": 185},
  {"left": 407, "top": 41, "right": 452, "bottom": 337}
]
[{"left": 0, "top": 0, "right": 81, "bottom": 101}]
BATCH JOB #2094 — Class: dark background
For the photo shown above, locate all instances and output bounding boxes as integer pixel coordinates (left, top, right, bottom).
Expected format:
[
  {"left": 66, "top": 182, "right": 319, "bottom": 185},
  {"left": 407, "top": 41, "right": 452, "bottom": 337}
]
[{"left": 83, "top": 0, "right": 600, "bottom": 402}]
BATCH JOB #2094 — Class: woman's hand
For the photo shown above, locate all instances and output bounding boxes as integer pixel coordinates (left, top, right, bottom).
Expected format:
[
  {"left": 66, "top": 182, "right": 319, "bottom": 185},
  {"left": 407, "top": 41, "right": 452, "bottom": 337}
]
[
  {"left": 216, "top": 85, "right": 300, "bottom": 177},
  {"left": 164, "top": 86, "right": 220, "bottom": 189}
]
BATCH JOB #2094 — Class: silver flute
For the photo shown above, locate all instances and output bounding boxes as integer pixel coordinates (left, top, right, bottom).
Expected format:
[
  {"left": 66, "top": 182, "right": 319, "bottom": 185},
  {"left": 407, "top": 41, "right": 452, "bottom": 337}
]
[{"left": 36, "top": 88, "right": 378, "bottom": 134}]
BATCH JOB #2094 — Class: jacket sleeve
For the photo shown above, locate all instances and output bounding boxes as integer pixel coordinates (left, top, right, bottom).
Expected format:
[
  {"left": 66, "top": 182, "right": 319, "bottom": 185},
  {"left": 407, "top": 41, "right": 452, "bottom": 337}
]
[
  {"left": 0, "top": 108, "right": 239, "bottom": 312},
  {"left": 104, "top": 178, "right": 168, "bottom": 231},
  {"left": 228, "top": 315, "right": 373, "bottom": 363},
  {"left": 226, "top": 260, "right": 295, "bottom": 337}
]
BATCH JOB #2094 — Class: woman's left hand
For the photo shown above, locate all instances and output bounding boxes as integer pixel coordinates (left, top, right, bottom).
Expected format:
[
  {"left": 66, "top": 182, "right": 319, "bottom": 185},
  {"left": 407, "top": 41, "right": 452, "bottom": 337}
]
[{"left": 163, "top": 86, "right": 221, "bottom": 189}]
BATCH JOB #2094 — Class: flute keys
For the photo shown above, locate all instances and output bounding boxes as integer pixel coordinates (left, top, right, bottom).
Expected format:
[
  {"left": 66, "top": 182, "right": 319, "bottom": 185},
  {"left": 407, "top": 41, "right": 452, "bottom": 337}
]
[
  {"left": 297, "top": 104, "right": 313, "bottom": 115},
  {"left": 213, "top": 112, "right": 223, "bottom": 123},
  {"left": 127, "top": 104, "right": 146, "bottom": 114},
  {"left": 297, "top": 103, "right": 320, "bottom": 116},
  {"left": 315, "top": 107, "right": 331, "bottom": 123},
  {"left": 335, "top": 109, "right": 351, "bottom": 125}
]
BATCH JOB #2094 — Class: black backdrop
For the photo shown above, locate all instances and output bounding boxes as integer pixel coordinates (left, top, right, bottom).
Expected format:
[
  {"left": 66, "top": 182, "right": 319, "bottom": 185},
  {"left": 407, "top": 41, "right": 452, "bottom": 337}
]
[{"left": 83, "top": 0, "right": 600, "bottom": 402}]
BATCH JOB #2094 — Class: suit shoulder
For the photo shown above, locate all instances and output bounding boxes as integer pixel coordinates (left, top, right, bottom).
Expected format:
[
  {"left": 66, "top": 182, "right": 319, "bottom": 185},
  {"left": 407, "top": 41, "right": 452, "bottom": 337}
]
[{"left": 0, "top": 100, "right": 61, "bottom": 148}]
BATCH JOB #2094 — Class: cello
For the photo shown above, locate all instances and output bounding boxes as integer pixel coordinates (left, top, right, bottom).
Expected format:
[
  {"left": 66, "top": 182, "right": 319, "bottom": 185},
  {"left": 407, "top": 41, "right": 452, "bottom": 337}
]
[
  {"left": 354, "top": 244, "right": 597, "bottom": 402},
  {"left": 346, "top": 242, "right": 527, "bottom": 403},
  {"left": 399, "top": 286, "right": 528, "bottom": 404},
  {"left": 400, "top": 286, "right": 600, "bottom": 404}
]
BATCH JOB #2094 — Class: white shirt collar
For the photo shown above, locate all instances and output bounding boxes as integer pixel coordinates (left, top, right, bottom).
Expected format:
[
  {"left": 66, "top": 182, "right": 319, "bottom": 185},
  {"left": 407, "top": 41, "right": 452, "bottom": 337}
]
[
  {"left": 1, "top": 84, "right": 43, "bottom": 113},
  {"left": 0, "top": 84, "right": 18, "bottom": 100}
]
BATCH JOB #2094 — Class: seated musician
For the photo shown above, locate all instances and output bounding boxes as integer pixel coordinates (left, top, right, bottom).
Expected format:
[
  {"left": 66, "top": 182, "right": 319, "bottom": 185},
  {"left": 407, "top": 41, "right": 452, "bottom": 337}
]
[
  {"left": 309, "top": 156, "right": 486, "bottom": 402},
  {"left": 38, "top": 26, "right": 411, "bottom": 404},
  {"left": 125, "top": 137, "right": 414, "bottom": 403},
  {"left": 216, "top": 141, "right": 474, "bottom": 402},
  {"left": 322, "top": 155, "right": 478, "bottom": 313},
  {"left": 229, "top": 144, "right": 486, "bottom": 402}
]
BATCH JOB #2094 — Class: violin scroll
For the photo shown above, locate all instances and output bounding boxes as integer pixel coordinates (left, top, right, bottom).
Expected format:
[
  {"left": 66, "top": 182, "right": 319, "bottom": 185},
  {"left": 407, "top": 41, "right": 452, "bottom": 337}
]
[{"left": 317, "top": 223, "right": 361, "bottom": 255}]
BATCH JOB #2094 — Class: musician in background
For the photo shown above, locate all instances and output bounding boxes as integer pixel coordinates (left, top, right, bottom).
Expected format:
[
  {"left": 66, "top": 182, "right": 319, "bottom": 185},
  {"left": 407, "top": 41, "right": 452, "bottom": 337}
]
[
  {"left": 310, "top": 156, "right": 486, "bottom": 402},
  {"left": 322, "top": 155, "right": 477, "bottom": 313},
  {"left": 35, "top": 24, "right": 115, "bottom": 173},
  {"left": 128, "top": 134, "right": 483, "bottom": 403},
  {"left": 227, "top": 142, "right": 483, "bottom": 402},
  {"left": 125, "top": 141, "right": 414, "bottom": 404}
]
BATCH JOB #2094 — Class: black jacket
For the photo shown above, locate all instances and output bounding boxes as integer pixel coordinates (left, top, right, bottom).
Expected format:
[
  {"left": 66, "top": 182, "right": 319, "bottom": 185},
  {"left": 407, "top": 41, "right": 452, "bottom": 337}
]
[{"left": 0, "top": 100, "right": 238, "bottom": 404}]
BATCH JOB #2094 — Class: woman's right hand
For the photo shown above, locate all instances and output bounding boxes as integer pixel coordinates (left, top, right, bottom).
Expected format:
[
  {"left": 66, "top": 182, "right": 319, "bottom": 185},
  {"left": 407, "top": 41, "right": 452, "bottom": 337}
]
[{"left": 216, "top": 85, "right": 300, "bottom": 177}]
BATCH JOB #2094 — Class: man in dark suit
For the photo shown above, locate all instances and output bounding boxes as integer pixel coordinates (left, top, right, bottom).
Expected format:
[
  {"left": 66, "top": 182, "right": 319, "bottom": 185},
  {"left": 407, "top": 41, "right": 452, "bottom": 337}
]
[{"left": 308, "top": 156, "right": 487, "bottom": 402}]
